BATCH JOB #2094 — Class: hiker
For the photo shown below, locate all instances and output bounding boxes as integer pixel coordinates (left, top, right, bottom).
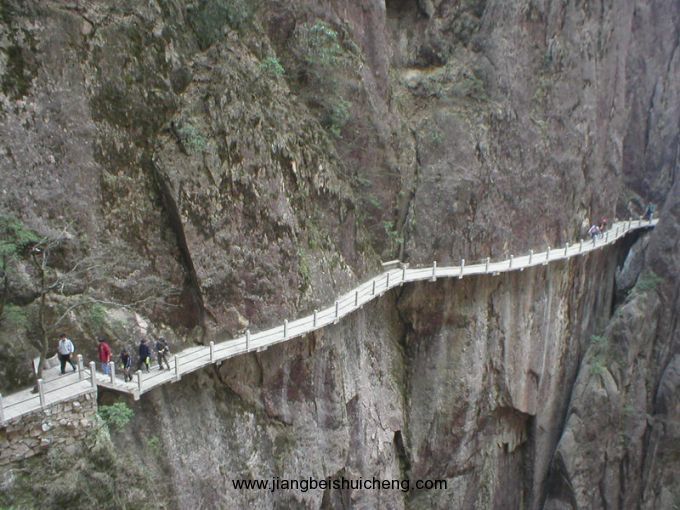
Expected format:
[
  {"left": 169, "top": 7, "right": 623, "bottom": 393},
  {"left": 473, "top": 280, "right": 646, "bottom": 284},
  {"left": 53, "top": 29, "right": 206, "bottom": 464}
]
[
  {"left": 644, "top": 204, "right": 654, "bottom": 221},
  {"left": 98, "top": 337, "right": 112, "bottom": 375},
  {"left": 57, "top": 334, "right": 77, "bottom": 374},
  {"left": 599, "top": 217, "right": 608, "bottom": 232},
  {"left": 155, "top": 337, "right": 171, "bottom": 370},
  {"left": 120, "top": 348, "right": 133, "bottom": 382},
  {"left": 588, "top": 224, "right": 601, "bottom": 242},
  {"left": 137, "top": 338, "right": 151, "bottom": 373}
]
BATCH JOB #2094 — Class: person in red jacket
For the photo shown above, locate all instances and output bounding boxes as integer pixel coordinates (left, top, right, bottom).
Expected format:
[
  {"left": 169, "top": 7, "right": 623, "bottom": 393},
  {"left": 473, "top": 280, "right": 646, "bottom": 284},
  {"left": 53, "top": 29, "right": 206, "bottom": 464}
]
[{"left": 98, "top": 337, "right": 112, "bottom": 375}]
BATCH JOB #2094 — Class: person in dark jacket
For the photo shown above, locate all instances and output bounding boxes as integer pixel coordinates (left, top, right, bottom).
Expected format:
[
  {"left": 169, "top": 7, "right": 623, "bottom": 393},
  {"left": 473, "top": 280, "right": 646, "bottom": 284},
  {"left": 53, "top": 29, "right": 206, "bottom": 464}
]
[
  {"left": 137, "top": 339, "right": 151, "bottom": 373},
  {"left": 120, "top": 348, "right": 133, "bottom": 382},
  {"left": 645, "top": 204, "right": 655, "bottom": 221},
  {"left": 155, "top": 337, "right": 171, "bottom": 370}
]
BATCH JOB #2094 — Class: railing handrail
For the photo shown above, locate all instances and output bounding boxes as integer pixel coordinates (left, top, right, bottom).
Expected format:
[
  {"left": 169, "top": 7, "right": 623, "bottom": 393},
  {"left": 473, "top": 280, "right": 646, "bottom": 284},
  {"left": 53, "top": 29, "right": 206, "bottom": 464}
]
[{"left": 0, "top": 218, "right": 657, "bottom": 424}]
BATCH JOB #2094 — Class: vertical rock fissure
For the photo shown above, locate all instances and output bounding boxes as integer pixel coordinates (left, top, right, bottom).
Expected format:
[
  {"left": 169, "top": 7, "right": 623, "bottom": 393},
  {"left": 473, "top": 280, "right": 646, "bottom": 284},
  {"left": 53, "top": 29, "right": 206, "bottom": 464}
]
[{"left": 148, "top": 157, "right": 207, "bottom": 332}]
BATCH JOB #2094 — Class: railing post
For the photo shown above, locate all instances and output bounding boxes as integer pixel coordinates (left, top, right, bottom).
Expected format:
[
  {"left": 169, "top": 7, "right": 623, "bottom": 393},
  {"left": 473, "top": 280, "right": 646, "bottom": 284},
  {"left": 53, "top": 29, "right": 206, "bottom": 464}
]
[
  {"left": 628, "top": 217, "right": 632, "bottom": 230},
  {"left": 401, "top": 266, "right": 406, "bottom": 285},
  {"left": 605, "top": 231, "right": 609, "bottom": 243},
  {"left": 509, "top": 255, "right": 513, "bottom": 269},
  {"left": 246, "top": 330, "right": 251, "bottom": 351},
  {"left": 0, "top": 393, "right": 4, "bottom": 426},
  {"left": 77, "top": 354, "right": 84, "bottom": 380},
  {"left": 431, "top": 261, "right": 437, "bottom": 281},
  {"left": 136, "top": 370, "right": 142, "bottom": 394},
  {"left": 209, "top": 341, "right": 215, "bottom": 362},
  {"left": 354, "top": 291, "right": 359, "bottom": 307},
  {"left": 386, "top": 272, "right": 390, "bottom": 288},
  {"left": 615, "top": 226, "right": 619, "bottom": 238},
  {"left": 545, "top": 246, "right": 550, "bottom": 265},
  {"left": 283, "top": 320, "right": 288, "bottom": 339},
  {"left": 579, "top": 240, "right": 583, "bottom": 253},
  {"left": 174, "top": 355, "right": 180, "bottom": 380},
  {"left": 313, "top": 309, "right": 318, "bottom": 327},
  {"left": 335, "top": 301, "right": 339, "bottom": 319},
  {"left": 109, "top": 361, "right": 115, "bottom": 384},
  {"left": 529, "top": 250, "right": 533, "bottom": 264},
  {"left": 563, "top": 243, "right": 568, "bottom": 256},
  {"left": 459, "top": 259, "right": 465, "bottom": 278},
  {"left": 37, "top": 379, "right": 46, "bottom": 409},
  {"left": 89, "top": 361, "right": 96, "bottom": 389},
  {"left": 485, "top": 257, "right": 490, "bottom": 272},
  {"left": 372, "top": 280, "right": 376, "bottom": 296}
]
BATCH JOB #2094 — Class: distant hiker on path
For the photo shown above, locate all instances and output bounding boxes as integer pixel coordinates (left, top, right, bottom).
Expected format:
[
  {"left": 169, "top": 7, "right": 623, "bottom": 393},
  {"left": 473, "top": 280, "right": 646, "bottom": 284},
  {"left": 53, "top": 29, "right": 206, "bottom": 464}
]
[
  {"left": 599, "top": 217, "right": 608, "bottom": 232},
  {"left": 57, "top": 333, "right": 77, "bottom": 375},
  {"left": 588, "top": 224, "right": 601, "bottom": 242},
  {"left": 645, "top": 204, "right": 654, "bottom": 221},
  {"left": 120, "top": 348, "right": 133, "bottom": 382},
  {"left": 98, "top": 337, "right": 112, "bottom": 375},
  {"left": 155, "top": 337, "right": 171, "bottom": 370},
  {"left": 137, "top": 338, "right": 151, "bottom": 373}
]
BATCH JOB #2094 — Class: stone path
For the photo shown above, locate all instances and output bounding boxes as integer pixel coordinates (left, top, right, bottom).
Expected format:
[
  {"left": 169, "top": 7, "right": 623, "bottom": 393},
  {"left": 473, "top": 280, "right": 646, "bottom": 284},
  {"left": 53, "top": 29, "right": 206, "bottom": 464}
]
[{"left": 0, "top": 218, "right": 658, "bottom": 424}]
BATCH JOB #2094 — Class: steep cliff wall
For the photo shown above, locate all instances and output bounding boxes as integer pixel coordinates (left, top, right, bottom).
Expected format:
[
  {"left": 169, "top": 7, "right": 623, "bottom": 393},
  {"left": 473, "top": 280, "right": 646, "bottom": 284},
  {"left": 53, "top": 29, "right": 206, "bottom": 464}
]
[
  {"left": 97, "top": 243, "right": 623, "bottom": 509},
  {"left": 0, "top": 0, "right": 677, "bottom": 508}
]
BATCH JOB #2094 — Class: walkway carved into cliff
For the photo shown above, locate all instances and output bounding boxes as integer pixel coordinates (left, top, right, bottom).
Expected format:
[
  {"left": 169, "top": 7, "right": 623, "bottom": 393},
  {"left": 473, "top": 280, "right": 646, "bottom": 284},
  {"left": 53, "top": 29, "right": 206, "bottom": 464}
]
[{"left": 0, "top": 218, "right": 658, "bottom": 424}]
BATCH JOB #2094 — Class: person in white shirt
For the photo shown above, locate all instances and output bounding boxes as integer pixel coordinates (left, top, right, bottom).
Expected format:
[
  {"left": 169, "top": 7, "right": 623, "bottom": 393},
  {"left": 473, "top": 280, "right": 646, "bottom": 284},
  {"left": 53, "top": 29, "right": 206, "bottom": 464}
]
[{"left": 57, "top": 333, "right": 77, "bottom": 374}]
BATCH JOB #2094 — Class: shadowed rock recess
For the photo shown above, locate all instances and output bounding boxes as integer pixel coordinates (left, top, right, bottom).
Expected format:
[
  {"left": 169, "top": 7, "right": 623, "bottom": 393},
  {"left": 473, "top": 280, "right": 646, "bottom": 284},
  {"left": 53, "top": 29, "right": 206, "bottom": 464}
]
[{"left": 0, "top": 0, "right": 677, "bottom": 509}]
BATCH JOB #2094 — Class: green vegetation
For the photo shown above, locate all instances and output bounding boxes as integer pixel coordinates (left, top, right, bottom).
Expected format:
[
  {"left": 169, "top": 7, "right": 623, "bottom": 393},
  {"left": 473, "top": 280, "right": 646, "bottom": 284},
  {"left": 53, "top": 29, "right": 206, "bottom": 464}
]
[
  {"left": 383, "top": 220, "right": 404, "bottom": 256},
  {"left": 297, "top": 249, "right": 312, "bottom": 293},
  {"left": 326, "top": 97, "right": 351, "bottom": 138},
  {"left": 0, "top": 427, "right": 162, "bottom": 509},
  {"left": 98, "top": 402, "right": 134, "bottom": 431},
  {"left": 590, "top": 357, "right": 607, "bottom": 376},
  {"left": 0, "top": 215, "right": 39, "bottom": 323},
  {"left": 290, "top": 20, "right": 358, "bottom": 138},
  {"left": 1, "top": 304, "right": 27, "bottom": 328},
  {"left": 187, "top": 0, "right": 256, "bottom": 49},
  {"left": 296, "top": 21, "right": 345, "bottom": 69},
  {"left": 259, "top": 56, "right": 285, "bottom": 77},
  {"left": 177, "top": 122, "right": 207, "bottom": 154},
  {"left": 146, "top": 434, "right": 162, "bottom": 456},
  {"left": 633, "top": 271, "right": 663, "bottom": 294},
  {"left": 2, "top": 44, "right": 35, "bottom": 99},
  {"left": 429, "top": 128, "right": 444, "bottom": 146},
  {"left": 589, "top": 334, "right": 609, "bottom": 377},
  {"left": 0, "top": 215, "right": 39, "bottom": 256},
  {"left": 88, "top": 303, "right": 108, "bottom": 331}
]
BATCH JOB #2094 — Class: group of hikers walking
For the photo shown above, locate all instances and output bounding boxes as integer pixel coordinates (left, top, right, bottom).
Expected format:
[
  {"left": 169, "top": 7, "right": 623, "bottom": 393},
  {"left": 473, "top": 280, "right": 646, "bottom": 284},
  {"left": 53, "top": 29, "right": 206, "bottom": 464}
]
[
  {"left": 588, "top": 217, "right": 608, "bottom": 241},
  {"left": 57, "top": 334, "right": 172, "bottom": 383},
  {"left": 588, "top": 204, "right": 654, "bottom": 242}
]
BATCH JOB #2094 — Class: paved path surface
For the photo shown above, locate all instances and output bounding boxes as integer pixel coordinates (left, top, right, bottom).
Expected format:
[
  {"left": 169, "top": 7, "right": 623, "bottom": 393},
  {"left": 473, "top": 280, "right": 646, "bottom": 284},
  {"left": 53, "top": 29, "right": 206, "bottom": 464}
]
[{"left": 0, "top": 218, "right": 658, "bottom": 424}]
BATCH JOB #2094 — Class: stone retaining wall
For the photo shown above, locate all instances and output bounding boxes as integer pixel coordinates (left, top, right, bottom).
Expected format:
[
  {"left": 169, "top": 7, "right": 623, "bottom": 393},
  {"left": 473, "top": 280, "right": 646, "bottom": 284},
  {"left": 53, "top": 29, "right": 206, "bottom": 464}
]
[{"left": 0, "top": 390, "right": 98, "bottom": 466}]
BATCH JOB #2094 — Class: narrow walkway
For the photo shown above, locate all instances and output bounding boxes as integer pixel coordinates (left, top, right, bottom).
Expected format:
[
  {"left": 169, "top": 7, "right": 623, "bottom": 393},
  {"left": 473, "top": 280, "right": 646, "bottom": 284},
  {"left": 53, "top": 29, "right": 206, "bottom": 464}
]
[{"left": 0, "top": 218, "right": 658, "bottom": 424}]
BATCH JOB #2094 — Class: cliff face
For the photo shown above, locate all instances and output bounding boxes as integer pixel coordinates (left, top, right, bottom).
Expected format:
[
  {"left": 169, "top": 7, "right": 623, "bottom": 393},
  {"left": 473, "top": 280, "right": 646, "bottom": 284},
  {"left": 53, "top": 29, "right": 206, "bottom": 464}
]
[
  {"left": 0, "top": 0, "right": 677, "bottom": 508},
  {"left": 105, "top": 245, "right": 622, "bottom": 509}
]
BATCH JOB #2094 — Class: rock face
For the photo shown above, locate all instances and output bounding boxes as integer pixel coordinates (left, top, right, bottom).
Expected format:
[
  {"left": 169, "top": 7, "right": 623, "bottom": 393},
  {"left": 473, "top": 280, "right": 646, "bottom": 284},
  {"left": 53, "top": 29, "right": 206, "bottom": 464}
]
[
  {"left": 0, "top": 0, "right": 677, "bottom": 508},
  {"left": 544, "top": 178, "right": 680, "bottom": 510},
  {"left": 107, "top": 245, "right": 621, "bottom": 509}
]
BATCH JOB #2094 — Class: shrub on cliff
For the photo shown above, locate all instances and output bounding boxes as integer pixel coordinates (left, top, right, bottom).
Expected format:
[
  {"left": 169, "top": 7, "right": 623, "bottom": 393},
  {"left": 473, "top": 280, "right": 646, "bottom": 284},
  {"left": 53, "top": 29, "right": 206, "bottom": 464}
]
[
  {"left": 98, "top": 402, "right": 134, "bottom": 431},
  {"left": 288, "top": 20, "right": 360, "bottom": 137}
]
